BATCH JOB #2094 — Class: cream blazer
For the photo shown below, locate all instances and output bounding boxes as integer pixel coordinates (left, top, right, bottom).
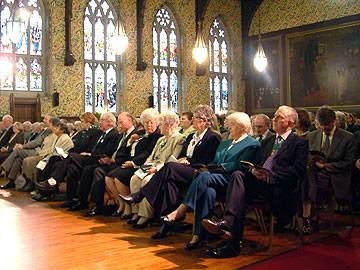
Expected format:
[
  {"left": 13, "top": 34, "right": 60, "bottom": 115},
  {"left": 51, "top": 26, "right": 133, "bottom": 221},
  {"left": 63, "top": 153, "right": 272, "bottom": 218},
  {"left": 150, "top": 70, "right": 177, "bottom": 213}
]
[
  {"left": 44, "top": 134, "right": 75, "bottom": 162},
  {"left": 145, "top": 131, "right": 185, "bottom": 171}
]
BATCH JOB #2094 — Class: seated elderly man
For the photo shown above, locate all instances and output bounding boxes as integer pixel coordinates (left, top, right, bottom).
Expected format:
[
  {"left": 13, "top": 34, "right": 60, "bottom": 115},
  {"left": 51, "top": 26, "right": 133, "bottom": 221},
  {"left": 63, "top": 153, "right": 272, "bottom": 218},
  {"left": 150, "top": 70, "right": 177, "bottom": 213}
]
[
  {"left": 252, "top": 114, "right": 273, "bottom": 142},
  {"left": 0, "top": 115, "right": 14, "bottom": 148},
  {"left": 161, "top": 112, "right": 260, "bottom": 250},
  {"left": 202, "top": 105, "right": 308, "bottom": 258},
  {"left": 305, "top": 106, "right": 355, "bottom": 231}
]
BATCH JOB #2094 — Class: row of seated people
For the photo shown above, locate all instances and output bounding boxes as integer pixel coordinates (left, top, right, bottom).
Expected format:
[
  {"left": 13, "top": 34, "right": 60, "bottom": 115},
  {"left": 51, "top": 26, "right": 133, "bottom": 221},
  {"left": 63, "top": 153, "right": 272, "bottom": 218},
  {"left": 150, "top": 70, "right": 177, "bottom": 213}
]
[{"left": 0, "top": 105, "right": 359, "bottom": 259}]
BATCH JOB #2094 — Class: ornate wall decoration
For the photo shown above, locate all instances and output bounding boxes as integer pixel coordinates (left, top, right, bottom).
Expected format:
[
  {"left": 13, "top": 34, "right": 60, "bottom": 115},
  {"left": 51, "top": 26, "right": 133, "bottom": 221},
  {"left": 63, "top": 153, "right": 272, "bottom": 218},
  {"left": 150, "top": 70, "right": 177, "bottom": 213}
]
[
  {"left": 249, "top": 0, "right": 360, "bottom": 36},
  {"left": 1, "top": 0, "right": 242, "bottom": 117}
]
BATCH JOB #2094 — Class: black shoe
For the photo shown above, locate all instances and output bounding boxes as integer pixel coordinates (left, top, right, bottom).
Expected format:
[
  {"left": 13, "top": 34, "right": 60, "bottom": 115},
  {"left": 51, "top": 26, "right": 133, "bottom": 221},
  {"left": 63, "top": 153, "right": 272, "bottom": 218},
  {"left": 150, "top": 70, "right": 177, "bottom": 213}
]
[
  {"left": 132, "top": 221, "right": 151, "bottom": 229},
  {"left": 32, "top": 194, "right": 48, "bottom": 202},
  {"left": 84, "top": 207, "right": 102, "bottom": 217},
  {"left": 119, "top": 192, "right": 144, "bottom": 204},
  {"left": 19, "top": 181, "right": 35, "bottom": 192},
  {"left": 0, "top": 181, "right": 15, "bottom": 189},
  {"left": 301, "top": 218, "right": 313, "bottom": 235},
  {"left": 160, "top": 215, "right": 185, "bottom": 226},
  {"left": 206, "top": 241, "right": 241, "bottom": 258},
  {"left": 36, "top": 180, "right": 57, "bottom": 192},
  {"left": 68, "top": 202, "right": 88, "bottom": 212},
  {"left": 202, "top": 219, "right": 234, "bottom": 240},
  {"left": 60, "top": 200, "right": 78, "bottom": 209},
  {"left": 151, "top": 223, "right": 174, "bottom": 239},
  {"left": 120, "top": 213, "right": 132, "bottom": 220},
  {"left": 184, "top": 238, "right": 204, "bottom": 250},
  {"left": 127, "top": 216, "right": 139, "bottom": 224}
]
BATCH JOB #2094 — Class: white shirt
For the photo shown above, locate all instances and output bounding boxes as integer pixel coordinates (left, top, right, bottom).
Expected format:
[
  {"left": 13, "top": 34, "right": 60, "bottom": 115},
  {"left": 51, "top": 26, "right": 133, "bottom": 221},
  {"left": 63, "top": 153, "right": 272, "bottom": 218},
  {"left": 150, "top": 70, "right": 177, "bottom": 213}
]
[
  {"left": 228, "top": 134, "right": 248, "bottom": 151},
  {"left": 276, "top": 129, "right": 292, "bottom": 141},
  {"left": 186, "top": 128, "right": 208, "bottom": 158}
]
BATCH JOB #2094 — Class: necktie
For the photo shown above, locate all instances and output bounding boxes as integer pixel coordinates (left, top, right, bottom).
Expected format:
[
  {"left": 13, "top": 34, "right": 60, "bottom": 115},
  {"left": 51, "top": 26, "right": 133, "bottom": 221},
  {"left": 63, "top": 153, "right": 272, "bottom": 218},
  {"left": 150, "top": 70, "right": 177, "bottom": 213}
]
[
  {"left": 322, "top": 134, "right": 331, "bottom": 156},
  {"left": 258, "top": 135, "right": 263, "bottom": 142},
  {"left": 112, "top": 134, "right": 127, "bottom": 159},
  {"left": 0, "top": 129, "right": 6, "bottom": 142},
  {"left": 272, "top": 136, "right": 283, "bottom": 154},
  {"left": 92, "top": 132, "right": 106, "bottom": 152}
]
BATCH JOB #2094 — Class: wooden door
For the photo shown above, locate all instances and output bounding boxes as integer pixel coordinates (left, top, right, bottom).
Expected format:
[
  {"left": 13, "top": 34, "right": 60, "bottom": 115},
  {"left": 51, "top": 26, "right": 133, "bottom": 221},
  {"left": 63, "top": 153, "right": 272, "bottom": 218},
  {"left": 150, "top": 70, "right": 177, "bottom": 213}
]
[{"left": 9, "top": 94, "right": 41, "bottom": 123}]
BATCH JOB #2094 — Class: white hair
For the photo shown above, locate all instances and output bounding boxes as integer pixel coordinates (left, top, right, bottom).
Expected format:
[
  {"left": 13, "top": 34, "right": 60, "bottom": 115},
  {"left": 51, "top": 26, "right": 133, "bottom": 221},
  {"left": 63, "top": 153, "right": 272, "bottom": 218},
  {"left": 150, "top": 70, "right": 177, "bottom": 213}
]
[
  {"left": 159, "top": 110, "right": 180, "bottom": 127},
  {"left": 2, "top": 114, "right": 13, "bottom": 123},
  {"left": 140, "top": 108, "right": 160, "bottom": 126},
  {"left": 226, "top": 112, "right": 252, "bottom": 134},
  {"left": 100, "top": 112, "right": 117, "bottom": 127},
  {"left": 278, "top": 105, "right": 298, "bottom": 124}
]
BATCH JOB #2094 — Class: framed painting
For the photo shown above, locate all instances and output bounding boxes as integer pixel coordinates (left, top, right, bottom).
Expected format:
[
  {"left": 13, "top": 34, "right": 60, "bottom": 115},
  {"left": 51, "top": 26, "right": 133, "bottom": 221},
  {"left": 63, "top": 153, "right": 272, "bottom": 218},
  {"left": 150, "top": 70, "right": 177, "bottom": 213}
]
[
  {"left": 287, "top": 21, "right": 360, "bottom": 109},
  {"left": 250, "top": 36, "right": 282, "bottom": 112}
]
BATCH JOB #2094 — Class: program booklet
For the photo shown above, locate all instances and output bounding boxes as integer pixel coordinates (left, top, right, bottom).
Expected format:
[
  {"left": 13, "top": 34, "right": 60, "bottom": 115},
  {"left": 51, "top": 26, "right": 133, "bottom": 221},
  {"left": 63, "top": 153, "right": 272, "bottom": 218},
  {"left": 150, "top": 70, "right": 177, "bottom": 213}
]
[{"left": 240, "top": 160, "right": 273, "bottom": 176}]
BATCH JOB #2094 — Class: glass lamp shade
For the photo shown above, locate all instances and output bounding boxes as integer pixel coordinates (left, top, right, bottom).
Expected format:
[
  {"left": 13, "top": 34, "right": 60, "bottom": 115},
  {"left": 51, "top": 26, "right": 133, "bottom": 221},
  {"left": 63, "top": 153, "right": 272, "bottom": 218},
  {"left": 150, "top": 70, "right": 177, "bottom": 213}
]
[
  {"left": 110, "top": 22, "right": 128, "bottom": 55},
  {"left": 253, "top": 41, "right": 268, "bottom": 72},
  {"left": 110, "top": 34, "right": 129, "bottom": 55},
  {"left": 193, "top": 32, "right": 207, "bottom": 64}
]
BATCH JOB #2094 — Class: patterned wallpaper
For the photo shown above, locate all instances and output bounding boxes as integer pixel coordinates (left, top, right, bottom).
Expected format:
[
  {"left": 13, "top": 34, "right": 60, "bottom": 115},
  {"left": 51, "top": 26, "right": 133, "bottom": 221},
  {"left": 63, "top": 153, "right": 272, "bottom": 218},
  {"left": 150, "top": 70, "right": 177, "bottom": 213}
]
[
  {"left": 249, "top": 0, "right": 360, "bottom": 36},
  {"left": 1, "top": 0, "right": 242, "bottom": 117}
]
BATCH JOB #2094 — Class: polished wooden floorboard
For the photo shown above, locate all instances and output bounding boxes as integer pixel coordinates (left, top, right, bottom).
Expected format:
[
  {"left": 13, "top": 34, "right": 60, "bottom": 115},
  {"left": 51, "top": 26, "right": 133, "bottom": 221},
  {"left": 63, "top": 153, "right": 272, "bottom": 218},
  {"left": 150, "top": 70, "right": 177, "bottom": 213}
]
[{"left": 0, "top": 183, "right": 306, "bottom": 270}]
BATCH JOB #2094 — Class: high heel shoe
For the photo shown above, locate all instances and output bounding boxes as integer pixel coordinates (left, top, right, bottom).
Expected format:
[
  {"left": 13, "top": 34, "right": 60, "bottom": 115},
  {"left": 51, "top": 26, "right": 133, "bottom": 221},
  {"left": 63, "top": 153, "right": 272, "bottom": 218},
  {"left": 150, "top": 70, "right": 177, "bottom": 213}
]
[
  {"left": 160, "top": 215, "right": 185, "bottom": 226},
  {"left": 184, "top": 239, "right": 204, "bottom": 250}
]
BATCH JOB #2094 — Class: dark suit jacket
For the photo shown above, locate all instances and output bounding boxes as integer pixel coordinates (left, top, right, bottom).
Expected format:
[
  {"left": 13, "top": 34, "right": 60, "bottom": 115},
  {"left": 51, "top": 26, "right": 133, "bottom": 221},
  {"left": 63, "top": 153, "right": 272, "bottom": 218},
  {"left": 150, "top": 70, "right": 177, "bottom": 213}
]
[
  {"left": 114, "top": 128, "right": 138, "bottom": 165},
  {"left": 0, "top": 126, "right": 15, "bottom": 147},
  {"left": 131, "top": 129, "right": 163, "bottom": 166},
  {"left": 258, "top": 132, "right": 308, "bottom": 192},
  {"left": 91, "top": 128, "right": 119, "bottom": 158},
  {"left": 178, "top": 128, "right": 222, "bottom": 165},
  {"left": 6, "top": 132, "right": 25, "bottom": 152},
  {"left": 307, "top": 128, "right": 355, "bottom": 199},
  {"left": 72, "top": 127, "right": 102, "bottom": 153}
]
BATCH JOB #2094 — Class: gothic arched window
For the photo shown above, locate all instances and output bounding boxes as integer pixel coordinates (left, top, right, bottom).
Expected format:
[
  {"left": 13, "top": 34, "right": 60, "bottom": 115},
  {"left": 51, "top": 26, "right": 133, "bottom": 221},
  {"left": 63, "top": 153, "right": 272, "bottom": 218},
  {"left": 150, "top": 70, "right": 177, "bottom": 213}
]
[
  {"left": 84, "top": 0, "right": 123, "bottom": 113},
  {"left": 209, "top": 18, "right": 231, "bottom": 114},
  {"left": 152, "top": 6, "right": 180, "bottom": 112},
  {"left": 0, "top": 0, "right": 45, "bottom": 92}
]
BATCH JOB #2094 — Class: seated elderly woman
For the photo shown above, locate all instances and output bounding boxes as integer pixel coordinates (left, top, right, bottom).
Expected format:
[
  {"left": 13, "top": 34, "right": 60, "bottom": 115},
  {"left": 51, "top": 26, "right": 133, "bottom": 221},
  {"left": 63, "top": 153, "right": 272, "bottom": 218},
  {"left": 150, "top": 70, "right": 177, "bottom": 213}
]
[
  {"left": 116, "top": 111, "right": 185, "bottom": 228},
  {"left": 159, "top": 112, "right": 260, "bottom": 249},
  {"left": 103, "top": 108, "right": 162, "bottom": 218},
  {"left": 0, "top": 122, "right": 25, "bottom": 164},
  {"left": 120, "top": 105, "right": 222, "bottom": 233}
]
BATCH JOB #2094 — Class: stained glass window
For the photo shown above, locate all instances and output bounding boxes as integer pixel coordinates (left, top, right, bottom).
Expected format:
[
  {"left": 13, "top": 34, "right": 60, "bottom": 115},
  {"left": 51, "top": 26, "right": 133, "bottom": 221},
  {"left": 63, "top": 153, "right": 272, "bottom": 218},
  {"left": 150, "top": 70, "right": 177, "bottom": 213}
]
[
  {"left": 209, "top": 18, "right": 231, "bottom": 114},
  {"left": 0, "top": 0, "right": 44, "bottom": 92},
  {"left": 152, "top": 7, "right": 180, "bottom": 112},
  {"left": 84, "top": 0, "right": 123, "bottom": 113}
]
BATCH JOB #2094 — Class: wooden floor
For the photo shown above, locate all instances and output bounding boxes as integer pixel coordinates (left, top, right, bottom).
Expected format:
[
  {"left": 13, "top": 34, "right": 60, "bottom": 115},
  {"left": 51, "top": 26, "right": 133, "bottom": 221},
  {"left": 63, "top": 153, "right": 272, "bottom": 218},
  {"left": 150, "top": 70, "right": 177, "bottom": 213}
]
[{"left": 0, "top": 179, "right": 325, "bottom": 270}]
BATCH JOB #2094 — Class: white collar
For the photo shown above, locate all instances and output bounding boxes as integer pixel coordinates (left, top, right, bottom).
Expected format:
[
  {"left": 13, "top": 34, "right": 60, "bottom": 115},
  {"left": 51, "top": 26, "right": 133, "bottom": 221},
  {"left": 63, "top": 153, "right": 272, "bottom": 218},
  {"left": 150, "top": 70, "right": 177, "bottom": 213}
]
[{"left": 276, "top": 129, "right": 292, "bottom": 141}]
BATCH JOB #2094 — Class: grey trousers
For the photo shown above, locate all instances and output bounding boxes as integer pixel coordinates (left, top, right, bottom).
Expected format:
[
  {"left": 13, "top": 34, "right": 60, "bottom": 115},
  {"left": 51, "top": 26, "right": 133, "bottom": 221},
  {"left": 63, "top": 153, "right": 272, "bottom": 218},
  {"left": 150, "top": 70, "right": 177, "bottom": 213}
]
[
  {"left": 23, "top": 155, "right": 42, "bottom": 183},
  {"left": 1, "top": 148, "right": 37, "bottom": 181}
]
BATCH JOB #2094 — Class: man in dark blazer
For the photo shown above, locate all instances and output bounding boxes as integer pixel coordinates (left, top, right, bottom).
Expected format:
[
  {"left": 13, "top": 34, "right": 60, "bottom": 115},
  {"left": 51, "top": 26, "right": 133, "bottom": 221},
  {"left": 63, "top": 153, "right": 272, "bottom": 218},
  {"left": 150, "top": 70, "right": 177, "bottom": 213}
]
[
  {"left": 307, "top": 106, "right": 355, "bottom": 202},
  {"left": 0, "top": 115, "right": 14, "bottom": 148},
  {"left": 252, "top": 114, "right": 274, "bottom": 142},
  {"left": 72, "top": 112, "right": 137, "bottom": 213},
  {"left": 35, "top": 112, "right": 119, "bottom": 205},
  {"left": 203, "top": 106, "right": 308, "bottom": 258}
]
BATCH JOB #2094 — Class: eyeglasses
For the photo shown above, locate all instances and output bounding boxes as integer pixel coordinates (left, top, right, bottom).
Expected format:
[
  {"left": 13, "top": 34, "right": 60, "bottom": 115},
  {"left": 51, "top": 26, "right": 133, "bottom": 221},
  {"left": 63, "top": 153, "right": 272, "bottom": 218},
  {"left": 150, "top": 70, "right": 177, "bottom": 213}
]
[{"left": 193, "top": 116, "right": 206, "bottom": 121}]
